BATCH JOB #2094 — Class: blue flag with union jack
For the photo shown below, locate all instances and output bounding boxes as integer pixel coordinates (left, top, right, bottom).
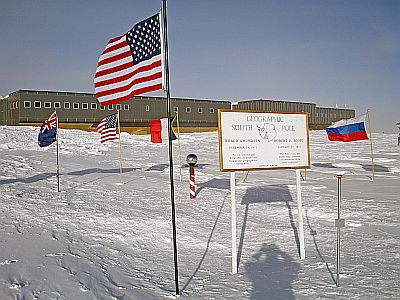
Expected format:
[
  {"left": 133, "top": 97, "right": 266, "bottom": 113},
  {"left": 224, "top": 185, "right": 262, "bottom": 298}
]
[{"left": 38, "top": 112, "right": 58, "bottom": 147}]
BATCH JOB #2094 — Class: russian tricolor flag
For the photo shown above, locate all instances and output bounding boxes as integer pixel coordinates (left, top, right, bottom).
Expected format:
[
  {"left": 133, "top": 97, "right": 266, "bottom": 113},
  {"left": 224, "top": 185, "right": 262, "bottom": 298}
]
[
  {"left": 325, "top": 115, "right": 369, "bottom": 142},
  {"left": 149, "top": 116, "right": 177, "bottom": 143}
]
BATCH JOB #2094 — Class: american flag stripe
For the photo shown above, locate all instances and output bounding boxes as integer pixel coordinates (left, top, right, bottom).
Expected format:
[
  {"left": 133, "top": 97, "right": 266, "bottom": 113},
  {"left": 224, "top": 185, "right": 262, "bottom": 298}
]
[
  {"left": 94, "top": 13, "right": 163, "bottom": 107},
  {"left": 95, "top": 60, "right": 162, "bottom": 88},
  {"left": 95, "top": 56, "right": 162, "bottom": 105},
  {"left": 95, "top": 69, "right": 162, "bottom": 98},
  {"left": 96, "top": 121, "right": 106, "bottom": 133},
  {"left": 100, "top": 129, "right": 118, "bottom": 143},
  {"left": 98, "top": 38, "right": 129, "bottom": 60}
]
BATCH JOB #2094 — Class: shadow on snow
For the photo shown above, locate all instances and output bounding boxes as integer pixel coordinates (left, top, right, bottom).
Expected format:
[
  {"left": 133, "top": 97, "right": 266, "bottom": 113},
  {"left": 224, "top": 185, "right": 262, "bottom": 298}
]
[
  {"left": 305, "top": 209, "right": 336, "bottom": 285},
  {"left": 0, "top": 167, "right": 139, "bottom": 185},
  {"left": 181, "top": 195, "right": 227, "bottom": 293},
  {"left": 196, "top": 178, "right": 230, "bottom": 195},
  {"left": 245, "top": 243, "right": 299, "bottom": 300},
  {"left": 361, "top": 164, "right": 390, "bottom": 172},
  {"left": 238, "top": 185, "right": 301, "bottom": 267}
]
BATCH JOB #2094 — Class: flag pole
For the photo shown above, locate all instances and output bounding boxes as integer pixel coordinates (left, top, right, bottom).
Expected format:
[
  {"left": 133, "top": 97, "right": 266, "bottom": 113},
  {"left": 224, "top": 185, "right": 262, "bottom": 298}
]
[
  {"left": 367, "top": 110, "right": 374, "bottom": 180},
  {"left": 55, "top": 109, "right": 60, "bottom": 192},
  {"left": 162, "top": 0, "right": 180, "bottom": 295},
  {"left": 176, "top": 111, "right": 183, "bottom": 182},
  {"left": 117, "top": 109, "right": 123, "bottom": 184}
]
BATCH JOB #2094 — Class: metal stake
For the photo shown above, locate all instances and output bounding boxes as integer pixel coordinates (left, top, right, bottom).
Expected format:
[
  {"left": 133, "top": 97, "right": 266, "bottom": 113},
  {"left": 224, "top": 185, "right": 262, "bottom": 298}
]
[{"left": 335, "top": 175, "right": 345, "bottom": 287}]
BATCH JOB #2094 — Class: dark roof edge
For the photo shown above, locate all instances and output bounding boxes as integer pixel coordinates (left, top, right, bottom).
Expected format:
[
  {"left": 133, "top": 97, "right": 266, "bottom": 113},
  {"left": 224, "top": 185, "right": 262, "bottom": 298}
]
[{"left": 8, "top": 89, "right": 231, "bottom": 103}]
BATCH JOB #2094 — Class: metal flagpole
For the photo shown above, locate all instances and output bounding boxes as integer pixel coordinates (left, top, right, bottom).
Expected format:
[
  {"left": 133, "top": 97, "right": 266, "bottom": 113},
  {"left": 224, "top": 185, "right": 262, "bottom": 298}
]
[
  {"left": 367, "top": 110, "right": 374, "bottom": 180},
  {"left": 117, "top": 110, "right": 123, "bottom": 184},
  {"left": 162, "top": 0, "right": 180, "bottom": 295},
  {"left": 55, "top": 110, "right": 60, "bottom": 192}
]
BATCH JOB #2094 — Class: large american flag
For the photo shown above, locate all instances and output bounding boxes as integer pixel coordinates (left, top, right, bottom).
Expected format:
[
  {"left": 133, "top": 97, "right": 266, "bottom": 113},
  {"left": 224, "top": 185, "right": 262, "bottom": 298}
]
[
  {"left": 94, "top": 13, "right": 163, "bottom": 106},
  {"left": 97, "top": 114, "right": 118, "bottom": 143}
]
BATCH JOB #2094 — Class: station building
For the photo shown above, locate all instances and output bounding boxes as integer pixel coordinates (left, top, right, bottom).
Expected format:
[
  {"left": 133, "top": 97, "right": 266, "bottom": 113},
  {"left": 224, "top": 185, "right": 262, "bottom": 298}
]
[
  {"left": 233, "top": 99, "right": 355, "bottom": 130},
  {"left": 0, "top": 90, "right": 355, "bottom": 131}
]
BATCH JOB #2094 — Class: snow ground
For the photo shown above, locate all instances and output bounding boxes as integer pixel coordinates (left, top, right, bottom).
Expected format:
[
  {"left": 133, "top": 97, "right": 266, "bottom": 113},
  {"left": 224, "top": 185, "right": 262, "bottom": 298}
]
[{"left": 0, "top": 126, "right": 399, "bottom": 299}]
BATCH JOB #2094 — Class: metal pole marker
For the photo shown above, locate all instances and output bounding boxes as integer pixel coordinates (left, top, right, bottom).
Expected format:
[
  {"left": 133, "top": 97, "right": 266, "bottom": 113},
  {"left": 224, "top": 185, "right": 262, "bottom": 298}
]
[
  {"left": 186, "top": 154, "right": 198, "bottom": 199},
  {"left": 335, "top": 175, "right": 345, "bottom": 287}
]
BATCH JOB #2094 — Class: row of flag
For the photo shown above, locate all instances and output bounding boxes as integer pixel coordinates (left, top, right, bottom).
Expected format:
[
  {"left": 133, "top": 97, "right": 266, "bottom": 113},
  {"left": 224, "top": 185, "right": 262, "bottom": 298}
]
[
  {"left": 39, "top": 110, "right": 370, "bottom": 147},
  {"left": 38, "top": 110, "right": 372, "bottom": 148},
  {"left": 38, "top": 111, "right": 177, "bottom": 147}
]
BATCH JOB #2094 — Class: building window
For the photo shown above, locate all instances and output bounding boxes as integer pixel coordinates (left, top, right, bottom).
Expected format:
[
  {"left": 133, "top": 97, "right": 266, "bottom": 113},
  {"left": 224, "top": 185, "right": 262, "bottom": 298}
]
[
  {"left": 82, "top": 103, "right": 89, "bottom": 109},
  {"left": 34, "top": 101, "right": 41, "bottom": 108},
  {"left": 108, "top": 104, "right": 113, "bottom": 110},
  {"left": 145, "top": 105, "right": 150, "bottom": 112},
  {"left": 186, "top": 107, "right": 191, "bottom": 113},
  {"left": 210, "top": 108, "right": 215, "bottom": 113},
  {"left": 174, "top": 107, "right": 179, "bottom": 113},
  {"left": 24, "top": 101, "right": 31, "bottom": 108},
  {"left": 64, "top": 102, "right": 70, "bottom": 109},
  {"left": 116, "top": 104, "right": 122, "bottom": 110},
  {"left": 124, "top": 104, "right": 130, "bottom": 110},
  {"left": 15, "top": 102, "right": 19, "bottom": 109},
  {"left": 54, "top": 102, "right": 61, "bottom": 109},
  {"left": 73, "top": 103, "right": 79, "bottom": 109},
  {"left": 44, "top": 102, "right": 51, "bottom": 108},
  {"left": 100, "top": 105, "right": 105, "bottom": 110},
  {"left": 91, "top": 103, "right": 97, "bottom": 109},
  {"left": 198, "top": 108, "right": 203, "bottom": 113}
]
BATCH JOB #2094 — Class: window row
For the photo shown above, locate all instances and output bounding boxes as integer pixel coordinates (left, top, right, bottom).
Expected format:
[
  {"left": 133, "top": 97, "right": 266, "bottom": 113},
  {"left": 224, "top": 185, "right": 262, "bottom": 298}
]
[
  {"left": 22, "top": 101, "right": 216, "bottom": 114},
  {"left": 23, "top": 101, "right": 129, "bottom": 111},
  {"left": 171, "top": 106, "right": 215, "bottom": 114}
]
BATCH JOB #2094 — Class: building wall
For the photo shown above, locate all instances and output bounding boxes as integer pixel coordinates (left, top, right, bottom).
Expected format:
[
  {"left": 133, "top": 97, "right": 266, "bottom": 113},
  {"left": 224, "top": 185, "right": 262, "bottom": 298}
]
[
  {"left": 233, "top": 99, "right": 355, "bottom": 129},
  {"left": 0, "top": 90, "right": 355, "bottom": 130},
  {"left": 1, "top": 90, "right": 230, "bottom": 127}
]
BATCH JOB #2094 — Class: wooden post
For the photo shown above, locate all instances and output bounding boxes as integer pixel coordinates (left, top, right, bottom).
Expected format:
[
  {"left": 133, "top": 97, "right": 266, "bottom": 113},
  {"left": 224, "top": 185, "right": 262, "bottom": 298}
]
[
  {"left": 117, "top": 110, "right": 123, "bottom": 184},
  {"left": 230, "top": 171, "right": 237, "bottom": 274},
  {"left": 55, "top": 110, "right": 60, "bottom": 192},
  {"left": 296, "top": 169, "right": 306, "bottom": 259},
  {"left": 367, "top": 110, "right": 374, "bottom": 181}
]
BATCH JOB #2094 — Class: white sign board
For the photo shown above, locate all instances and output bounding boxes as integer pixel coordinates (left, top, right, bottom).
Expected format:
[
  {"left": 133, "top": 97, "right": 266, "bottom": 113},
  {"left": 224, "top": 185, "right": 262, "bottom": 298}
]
[{"left": 218, "top": 110, "right": 310, "bottom": 171}]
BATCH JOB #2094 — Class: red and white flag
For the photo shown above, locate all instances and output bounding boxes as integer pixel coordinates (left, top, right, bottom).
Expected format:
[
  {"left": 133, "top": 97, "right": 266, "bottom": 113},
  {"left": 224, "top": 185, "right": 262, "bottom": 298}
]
[
  {"left": 94, "top": 13, "right": 163, "bottom": 106},
  {"left": 97, "top": 114, "right": 118, "bottom": 143},
  {"left": 149, "top": 117, "right": 177, "bottom": 143}
]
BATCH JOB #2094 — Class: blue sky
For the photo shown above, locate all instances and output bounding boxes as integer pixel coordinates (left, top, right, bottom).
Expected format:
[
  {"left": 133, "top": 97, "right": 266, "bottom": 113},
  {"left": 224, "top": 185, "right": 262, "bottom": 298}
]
[{"left": 1, "top": 0, "right": 399, "bottom": 133}]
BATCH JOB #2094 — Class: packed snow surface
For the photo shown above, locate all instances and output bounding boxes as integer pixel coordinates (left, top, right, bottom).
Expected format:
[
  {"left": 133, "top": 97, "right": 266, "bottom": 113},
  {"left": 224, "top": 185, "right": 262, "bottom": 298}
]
[{"left": 0, "top": 126, "right": 399, "bottom": 299}]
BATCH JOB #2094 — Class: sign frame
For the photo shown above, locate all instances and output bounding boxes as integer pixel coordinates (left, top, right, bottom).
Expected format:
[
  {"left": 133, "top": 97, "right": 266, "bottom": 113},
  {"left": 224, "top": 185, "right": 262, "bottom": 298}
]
[{"left": 218, "top": 109, "right": 311, "bottom": 172}]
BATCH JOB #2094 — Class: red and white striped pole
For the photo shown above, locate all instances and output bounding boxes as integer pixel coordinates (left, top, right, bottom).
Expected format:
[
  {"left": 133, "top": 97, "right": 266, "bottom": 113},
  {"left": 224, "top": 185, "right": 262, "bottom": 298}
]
[
  {"left": 186, "top": 154, "right": 198, "bottom": 200},
  {"left": 189, "top": 166, "right": 196, "bottom": 199}
]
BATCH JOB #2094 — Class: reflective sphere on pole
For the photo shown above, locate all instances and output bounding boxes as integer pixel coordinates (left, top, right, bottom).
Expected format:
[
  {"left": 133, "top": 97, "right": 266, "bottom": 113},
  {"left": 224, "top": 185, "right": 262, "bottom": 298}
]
[{"left": 186, "top": 154, "right": 198, "bottom": 166}]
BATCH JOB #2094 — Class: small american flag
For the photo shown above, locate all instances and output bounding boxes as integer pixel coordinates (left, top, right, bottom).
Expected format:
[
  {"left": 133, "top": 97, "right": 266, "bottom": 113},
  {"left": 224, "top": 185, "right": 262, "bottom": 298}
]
[
  {"left": 94, "top": 13, "right": 163, "bottom": 106},
  {"left": 97, "top": 114, "right": 118, "bottom": 143}
]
